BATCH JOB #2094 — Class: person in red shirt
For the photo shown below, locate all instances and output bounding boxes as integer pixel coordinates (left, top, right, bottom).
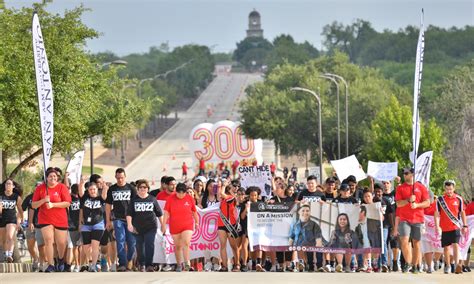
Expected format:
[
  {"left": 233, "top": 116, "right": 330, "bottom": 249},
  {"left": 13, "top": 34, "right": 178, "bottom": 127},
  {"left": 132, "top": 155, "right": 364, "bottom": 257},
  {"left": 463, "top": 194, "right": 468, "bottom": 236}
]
[
  {"left": 32, "top": 167, "right": 72, "bottom": 272},
  {"left": 162, "top": 183, "right": 198, "bottom": 272},
  {"left": 270, "top": 162, "right": 276, "bottom": 177},
  {"left": 422, "top": 193, "right": 443, "bottom": 273},
  {"left": 157, "top": 176, "right": 176, "bottom": 201},
  {"left": 434, "top": 180, "right": 468, "bottom": 274},
  {"left": 199, "top": 158, "right": 206, "bottom": 176},
  {"left": 465, "top": 200, "right": 474, "bottom": 216},
  {"left": 217, "top": 183, "right": 240, "bottom": 272},
  {"left": 181, "top": 162, "right": 188, "bottom": 181},
  {"left": 394, "top": 167, "right": 430, "bottom": 274}
]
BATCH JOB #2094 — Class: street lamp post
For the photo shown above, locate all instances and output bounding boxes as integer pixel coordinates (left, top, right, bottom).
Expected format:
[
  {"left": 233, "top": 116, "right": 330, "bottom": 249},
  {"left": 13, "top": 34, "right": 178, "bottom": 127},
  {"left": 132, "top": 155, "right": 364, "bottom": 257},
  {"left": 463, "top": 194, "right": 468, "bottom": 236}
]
[
  {"left": 324, "top": 73, "right": 349, "bottom": 157},
  {"left": 320, "top": 75, "right": 340, "bottom": 159},
  {"left": 120, "top": 83, "right": 137, "bottom": 165},
  {"left": 90, "top": 60, "right": 128, "bottom": 175},
  {"left": 291, "top": 87, "right": 323, "bottom": 185}
]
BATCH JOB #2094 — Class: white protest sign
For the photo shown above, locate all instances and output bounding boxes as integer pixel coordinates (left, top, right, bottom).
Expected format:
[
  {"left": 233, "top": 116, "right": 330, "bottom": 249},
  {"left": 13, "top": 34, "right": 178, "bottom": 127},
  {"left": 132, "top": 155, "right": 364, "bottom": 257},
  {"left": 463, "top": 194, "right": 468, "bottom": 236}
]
[
  {"left": 239, "top": 165, "right": 272, "bottom": 197},
  {"left": 307, "top": 167, "right": 321, "bottom": 181},
  {"left": 367, "top": 161, "right": 398, "bottom": 181},
  {"left": 65, "top": 150, "right": 85, "bottom": 185},
  {"left": 330, "top": 155, "right": 366, "bottom": 182}
]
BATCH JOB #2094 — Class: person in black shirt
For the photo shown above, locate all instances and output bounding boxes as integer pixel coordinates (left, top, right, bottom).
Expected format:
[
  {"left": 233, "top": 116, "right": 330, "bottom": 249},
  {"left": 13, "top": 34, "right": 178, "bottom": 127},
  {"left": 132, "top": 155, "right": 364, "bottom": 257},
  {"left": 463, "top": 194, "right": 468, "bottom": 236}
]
[
  {"left": 21, "top": 192, "right": 41, "bottom": 271},
  {"left": 0, "top": 178, "right": 23, "bottom": 263},
  {"left": 105, "top": 168, "right": 137, "bottom": 271},
  {"left": 269, "top": 182, "right": 293, "bottom": 271},
  {"left": 80, "top": 182, "right": 107, "bottom": 272},
  {"left": 89, "top": 174, "right": 114, "bottom": 272},
  {"left": 374, "top": 184, "right": 393, "bottom": 272},
  {"left": 235, "top": 187, "right": 248, "bottom": 271},
  {"left": 324, "top": 178, "right": 337, "bottom": 202},
  {"left": 347, "top": 175, "right": 363, "bottom": 203},
  {"left": 297, "top": 175, "right": 326, "bottom": 203},
  {"left": 149, "top": 176, "right": 167, "bottom": 197},
  {"left": 334, "top": 183, "right": 358, "bottom": 204},
  {"left": 291, "top": 164, "right": 298, "bottom": 181},
  {"left": 127, "top": 179, "right": 163, "bottom": 272},
  {"left": 221, "top": 166, "right": 231, "bottom": 179},
  {"left": 285, "top": 184, "right": 297, "bottom": 202},
  {"left": 283, "top": 167, "right": 289, "bottom": 180},
  {"left": 66, "top": 184, "right": 82, "bottom": 272}
]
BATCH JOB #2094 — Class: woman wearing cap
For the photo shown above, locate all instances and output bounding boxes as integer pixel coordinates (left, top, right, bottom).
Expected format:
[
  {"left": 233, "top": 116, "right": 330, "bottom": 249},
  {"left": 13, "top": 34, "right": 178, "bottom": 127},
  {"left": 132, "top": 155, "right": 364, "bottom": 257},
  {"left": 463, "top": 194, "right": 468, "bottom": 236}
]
[
  {"left": 0, "top": 179, "right": 23, "bottom": 263},
  {"left": 334, "top": 183, "right": 358, "bottom": 204},
  {"left": 32, "top": 168, "right": 72, "bottom": 272},
  {"left": 162, "top": 182, "right": 198, "bottom": 272}
]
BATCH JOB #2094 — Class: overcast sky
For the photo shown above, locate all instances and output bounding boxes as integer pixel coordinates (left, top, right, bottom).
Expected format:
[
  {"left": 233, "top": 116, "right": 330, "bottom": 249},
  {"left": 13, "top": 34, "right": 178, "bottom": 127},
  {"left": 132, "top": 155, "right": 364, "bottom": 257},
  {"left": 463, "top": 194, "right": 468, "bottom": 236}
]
[{"left": 6, "top": 0, "right": 474, "bottom": 56}]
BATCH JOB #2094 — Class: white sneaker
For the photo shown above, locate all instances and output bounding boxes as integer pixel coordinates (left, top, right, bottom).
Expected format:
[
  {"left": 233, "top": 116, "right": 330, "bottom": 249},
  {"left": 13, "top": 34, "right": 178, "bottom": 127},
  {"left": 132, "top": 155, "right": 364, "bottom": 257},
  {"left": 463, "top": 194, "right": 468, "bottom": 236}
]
[
  {"left": 204, "top": 261, "right": 213, "bottom": 272},
  {"left": 335, "top": 264, "right": 343, "bottom": 272},
  {"left": 73, "top": 265, "right": 80, "bottom": 272},
  {"left": 323, "top": 264, "right": 332, "bottom": 272},
  {"left": 270, "top": 264, "right": 277, "bottom": 272},
  {"left": 213, "top": 263, "right": 221, "bottom": 272},
  {"left": 163, "top": 264, "right": 173, "bottom": 272},
  {"left": 110, "top": 263, "right": 117, "bottom": 272}
]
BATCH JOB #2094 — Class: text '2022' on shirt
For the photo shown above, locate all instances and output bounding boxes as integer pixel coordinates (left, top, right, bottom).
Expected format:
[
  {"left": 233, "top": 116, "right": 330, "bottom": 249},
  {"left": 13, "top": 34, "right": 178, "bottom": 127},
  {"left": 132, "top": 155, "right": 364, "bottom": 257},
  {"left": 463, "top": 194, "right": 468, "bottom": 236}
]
[
  {"left": 81, "top": 195, "right": 105, "bottom": 225},
  {"left": 127, "top": 195, "right": 163, "bottom": 234},
  {"left": 106, "top": 183, "right": 137, "bottom": 221}
]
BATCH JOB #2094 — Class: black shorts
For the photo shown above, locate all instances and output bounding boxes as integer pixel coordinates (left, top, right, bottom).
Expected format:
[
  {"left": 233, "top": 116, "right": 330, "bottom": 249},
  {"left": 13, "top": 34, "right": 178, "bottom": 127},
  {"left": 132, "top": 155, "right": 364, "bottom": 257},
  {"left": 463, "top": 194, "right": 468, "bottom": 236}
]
[
  {"left": 218, "top": 225, "right": 241, "bottom": 237},
  {"left": 37, "top": 224, "right": 68, "bottom": 231},
  {"left": 82, "top": 230, "right": 105, "bottom": 245},
  {"left": 0, "top": 219, "right": 16, "bottom": 227},
  {"left": 441, "top": 229, "right": 461, "bottom": 247},
  {"left": 100, "top": 229, "right": 116, "bottom": 246}
]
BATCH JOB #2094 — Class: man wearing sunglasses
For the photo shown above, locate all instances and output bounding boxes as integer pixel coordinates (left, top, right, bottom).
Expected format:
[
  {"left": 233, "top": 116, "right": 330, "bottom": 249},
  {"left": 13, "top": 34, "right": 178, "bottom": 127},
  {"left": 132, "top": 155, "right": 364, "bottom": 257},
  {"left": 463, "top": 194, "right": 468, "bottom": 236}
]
[{"left": 394, "top": 167, "right": 430, "bottom": 274}]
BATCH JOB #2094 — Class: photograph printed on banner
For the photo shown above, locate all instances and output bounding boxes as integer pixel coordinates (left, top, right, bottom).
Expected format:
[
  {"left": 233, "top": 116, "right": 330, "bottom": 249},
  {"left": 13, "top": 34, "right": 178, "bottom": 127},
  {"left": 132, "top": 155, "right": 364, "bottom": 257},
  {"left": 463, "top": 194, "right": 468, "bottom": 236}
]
[
  {"left": 239, "top": 165, "right": 273, "bottom": 197},
  {"left": 248, "top": 201, "right": 383, "bottom": 254}
]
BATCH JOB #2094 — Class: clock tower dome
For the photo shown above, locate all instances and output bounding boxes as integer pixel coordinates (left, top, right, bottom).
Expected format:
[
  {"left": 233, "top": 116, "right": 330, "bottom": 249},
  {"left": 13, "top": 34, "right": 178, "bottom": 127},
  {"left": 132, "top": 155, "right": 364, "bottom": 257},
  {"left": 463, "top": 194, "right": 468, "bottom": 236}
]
[{"left": 246, "top": 9, "right": 263, "bottom": 38}]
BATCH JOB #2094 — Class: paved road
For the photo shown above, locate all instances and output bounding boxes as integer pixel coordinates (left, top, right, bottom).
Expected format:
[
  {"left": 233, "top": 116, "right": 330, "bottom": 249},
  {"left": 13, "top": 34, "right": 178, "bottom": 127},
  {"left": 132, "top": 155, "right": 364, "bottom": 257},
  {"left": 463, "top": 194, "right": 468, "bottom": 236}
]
[
  {"left": 2, "top": 271, "right": 472, "bottom": 284},
  {"left": 124, "top": 69, "right": 275, "bottom": 182}
]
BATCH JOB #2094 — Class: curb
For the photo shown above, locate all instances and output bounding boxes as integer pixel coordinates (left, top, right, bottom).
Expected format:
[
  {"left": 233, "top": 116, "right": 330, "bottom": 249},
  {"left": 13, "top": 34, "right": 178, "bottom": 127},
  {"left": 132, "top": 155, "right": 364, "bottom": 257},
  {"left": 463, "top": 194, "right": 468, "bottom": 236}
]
[{"left": 0, "top": 263, "right": 33, "bottom": 273}]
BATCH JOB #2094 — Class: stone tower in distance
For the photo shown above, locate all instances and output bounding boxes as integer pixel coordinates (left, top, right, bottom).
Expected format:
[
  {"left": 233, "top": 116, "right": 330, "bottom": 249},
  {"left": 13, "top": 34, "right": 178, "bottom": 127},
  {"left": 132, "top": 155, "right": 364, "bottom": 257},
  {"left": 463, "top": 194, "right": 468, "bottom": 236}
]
[{"left": 246, "top": 9, "right": 263, "bottom": 38}]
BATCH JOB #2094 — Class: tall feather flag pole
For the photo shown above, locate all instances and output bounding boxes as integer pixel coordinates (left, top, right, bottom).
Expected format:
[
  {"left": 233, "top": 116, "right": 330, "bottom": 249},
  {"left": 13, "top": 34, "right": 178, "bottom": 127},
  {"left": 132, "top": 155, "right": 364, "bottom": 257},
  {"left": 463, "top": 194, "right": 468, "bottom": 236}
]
[
  {"left": 411, "top": 9, "right": 425, "bottom": 194},
  {"left": 32, "top": 12, "right": 54, "bottom": 192}
]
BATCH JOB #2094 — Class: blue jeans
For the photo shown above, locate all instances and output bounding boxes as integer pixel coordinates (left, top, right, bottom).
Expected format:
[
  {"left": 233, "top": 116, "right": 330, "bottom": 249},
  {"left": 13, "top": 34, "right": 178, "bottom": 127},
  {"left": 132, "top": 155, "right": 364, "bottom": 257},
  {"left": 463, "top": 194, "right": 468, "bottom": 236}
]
[
  {"left": 379, "top": 227, "right": 389, "bottom": 266},
  {"left": 113, "top": 220, "right": 136, "bottom": 267},
  {"left": 135, "top": 228, "right": 157, "bottom": 267}
]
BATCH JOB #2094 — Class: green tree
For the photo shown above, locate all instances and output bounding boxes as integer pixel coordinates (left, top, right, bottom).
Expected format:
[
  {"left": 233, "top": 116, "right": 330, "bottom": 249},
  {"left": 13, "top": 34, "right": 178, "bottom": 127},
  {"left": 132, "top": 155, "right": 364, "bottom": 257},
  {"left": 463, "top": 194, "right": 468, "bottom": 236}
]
[
  {"left": 429, "top": 60, "right": 474, "bottom": 199},
  {"left": 364, "top": 96, "right": 450, "bottom": 194},
  {"left": 233, "top": 37, "right": 273, "bottom": 70},
  {"left": 266, "top": 34, "right": 319, "bottom": 73},
  {"left": 0, "top": 4, "right": 149, "bottom": 178},
  {"left": 240, "top": 52, "right": 409, "bottom": 162}
]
